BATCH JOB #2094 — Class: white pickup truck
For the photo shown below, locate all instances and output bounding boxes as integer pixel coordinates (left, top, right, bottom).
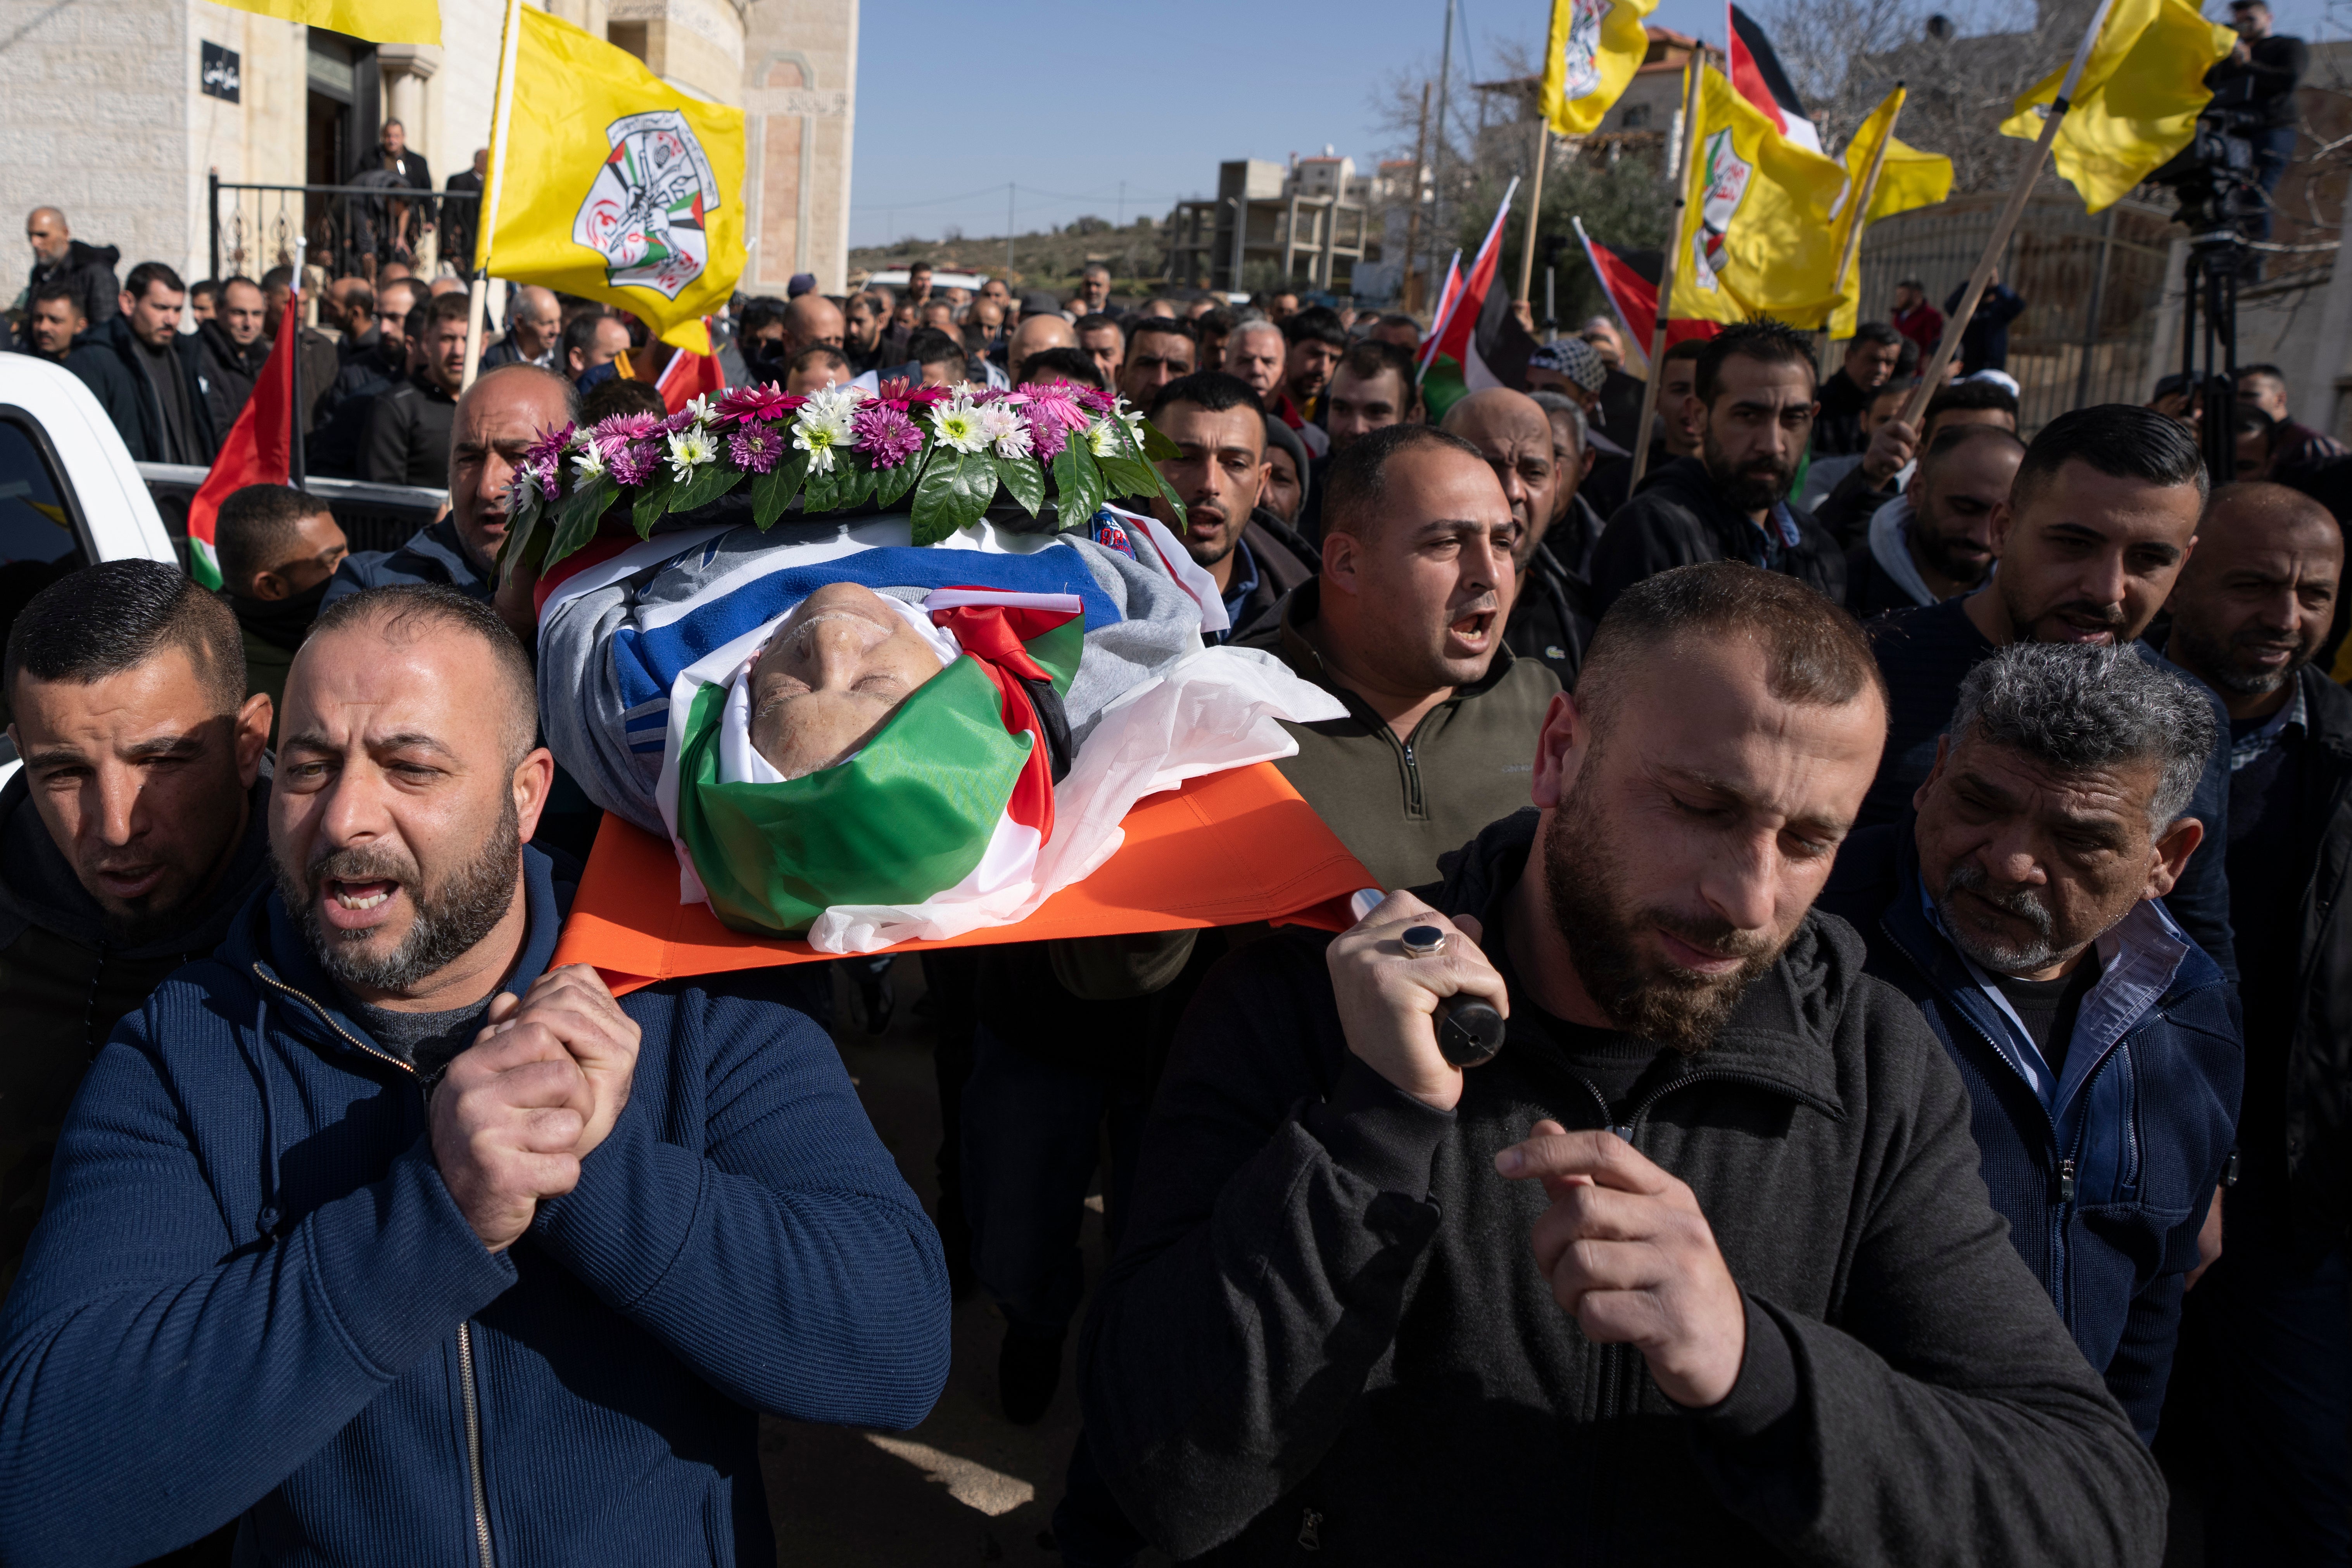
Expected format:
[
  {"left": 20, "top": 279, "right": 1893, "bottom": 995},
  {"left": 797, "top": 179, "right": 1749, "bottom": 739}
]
[{"left": 0, "top": 352, "right": 448, "bottom": 781}]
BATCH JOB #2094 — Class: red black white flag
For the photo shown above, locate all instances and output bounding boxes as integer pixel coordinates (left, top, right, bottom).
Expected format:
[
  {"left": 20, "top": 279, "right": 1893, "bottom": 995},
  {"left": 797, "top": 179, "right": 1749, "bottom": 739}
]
[
  {"left": 1727, "top": 4, "right": 1822, "bottom": 154},
  {"left": 1572, "top": 218, "right": 1721, "bottom": 362}
]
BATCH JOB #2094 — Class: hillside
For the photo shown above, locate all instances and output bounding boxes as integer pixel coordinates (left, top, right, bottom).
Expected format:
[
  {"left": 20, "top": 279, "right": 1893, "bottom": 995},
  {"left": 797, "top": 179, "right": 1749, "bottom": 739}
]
[{"left": 846, "top": 215, "right": 1167, "bottom": 297}]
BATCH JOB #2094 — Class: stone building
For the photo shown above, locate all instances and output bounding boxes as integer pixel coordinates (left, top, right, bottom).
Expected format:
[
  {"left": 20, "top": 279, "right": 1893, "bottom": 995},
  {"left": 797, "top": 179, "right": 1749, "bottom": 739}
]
[{"left": 0, "top": 0, "right": 858, "bottom": 305}]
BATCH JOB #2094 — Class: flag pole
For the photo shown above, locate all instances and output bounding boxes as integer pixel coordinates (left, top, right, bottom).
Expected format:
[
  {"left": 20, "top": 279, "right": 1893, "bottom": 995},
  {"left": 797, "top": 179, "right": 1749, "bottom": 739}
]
[
  {"left": 1517, "top": 107, "right": 1551, "bottom": 304},
  {"left": 290, "top": 236, "right": 307, "bottom": 490},
  {"left": 462, "top": 0, "right": 527, "bottom": 392},
  {"left": 1898, "top": 0, "right": 2114, "bottom": 428},
  {"left": 1831, "top": 86, "right": 1904, "bottom": 324},
  {"left": 1628, "top": 57, "right": 1706, "bottom": 495}
]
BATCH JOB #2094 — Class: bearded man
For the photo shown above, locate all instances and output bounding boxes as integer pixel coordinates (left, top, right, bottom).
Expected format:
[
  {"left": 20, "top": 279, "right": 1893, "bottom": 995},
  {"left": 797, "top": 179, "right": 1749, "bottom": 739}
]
[
  {"left": 1587, "top": 320, "right": 1846, "bottom": 618},
  {"left": 1079, "top": 562, "right": 2166, "bottom": 1566}
]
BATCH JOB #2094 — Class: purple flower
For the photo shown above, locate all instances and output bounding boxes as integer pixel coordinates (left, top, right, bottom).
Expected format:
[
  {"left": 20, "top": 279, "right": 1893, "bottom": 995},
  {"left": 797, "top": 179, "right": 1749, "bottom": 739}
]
[
  {"left": 1030, "top": 415, "right": 1068, "bottom": 463},
  {"left": 535, "top": 460, "right": 561, "bottom": 501},
  {"left": 853, "top": 402, "right": 923, "bottom": 468},
  {"left": 608, "top": 439, "right": 658, "bottom": 487},
  {"left": 523, "top": 421, "right": 574, "bottom": 471},
  {"left": 729, "top": 421, "right": 786, "bottom": 475},
  {"left": 1075, "top": 385, "right": 1116, "bottom": 415},
  {"left": 590, "top": 411, "right": 662, "bottom": 447},
  {"left": 660, "top": 407, "right": 703, "bottom": 436}
]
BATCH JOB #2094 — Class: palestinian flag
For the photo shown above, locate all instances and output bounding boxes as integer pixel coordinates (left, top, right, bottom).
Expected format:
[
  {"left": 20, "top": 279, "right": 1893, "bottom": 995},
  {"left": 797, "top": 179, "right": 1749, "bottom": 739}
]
[
  {"left": 185, "top": 289, "right": 301, "bottom": 588},
  {"left": 1728, "top": 4, "right": 1822, "bottom": 154},
  {"left": 1573, "top": 218, "right": 1722, "bottom": 366},
  {"left": 1416, "top": 176, "right": 1533, "bottom": 395},
  {"left": 673, "top": 591, "right": 1082, "bottom": 938},
  {"left": 618, "top": 321, "right": 729, "bottom": 414}
]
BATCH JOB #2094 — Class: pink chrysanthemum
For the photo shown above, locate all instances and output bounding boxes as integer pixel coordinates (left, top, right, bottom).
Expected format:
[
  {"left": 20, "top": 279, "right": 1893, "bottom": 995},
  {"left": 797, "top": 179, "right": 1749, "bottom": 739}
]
[
  {"left": 853, "top": 402, "right": 923, "bottom": 468},
  {"left": 717, "top": 383, "right": 798, "bottom": 425},
  {"left": 1022, "top": 383, "right": 1090, "bottom": 432},
  {"left": 590, "top": 411, "right": 662, "bottom": 449},
  {"left": 608, "top": 439, "right": 659, "bottom": 487},
  {"left": 1075, "top": 385, "right": 1116, "bottom": 414},
  {"left": 1030, "top": 415, "right": 1069, "bottom": 463},
  {"left": 729, "top": 422, "right": 787, "bottom": 475}
]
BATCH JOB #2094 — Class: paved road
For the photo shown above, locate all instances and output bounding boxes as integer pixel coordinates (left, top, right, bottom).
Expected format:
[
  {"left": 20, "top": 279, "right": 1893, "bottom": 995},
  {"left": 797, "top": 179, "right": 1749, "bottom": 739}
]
[{"left": 761, "top": 959, "right": 1173, "bottom": 1567}]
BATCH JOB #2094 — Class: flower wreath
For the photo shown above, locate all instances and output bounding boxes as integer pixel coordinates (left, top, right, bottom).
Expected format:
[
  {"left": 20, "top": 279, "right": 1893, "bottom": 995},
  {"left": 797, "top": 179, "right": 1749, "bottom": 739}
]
[{"left": 499, "top": 377, "right": 1189, "bottom": 577}]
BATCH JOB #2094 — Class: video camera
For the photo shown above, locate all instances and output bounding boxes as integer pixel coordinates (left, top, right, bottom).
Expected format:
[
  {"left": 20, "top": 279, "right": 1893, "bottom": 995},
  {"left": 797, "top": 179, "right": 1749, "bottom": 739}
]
[{"left": 2147, "top": 103, "right": 2267, "bottom": 234}]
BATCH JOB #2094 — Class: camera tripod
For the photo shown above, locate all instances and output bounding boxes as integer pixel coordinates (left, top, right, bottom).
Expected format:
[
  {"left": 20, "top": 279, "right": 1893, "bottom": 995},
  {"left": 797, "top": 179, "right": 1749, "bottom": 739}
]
[{"left": 2177, "top": 225, "right": 2250, "bottom": 486}]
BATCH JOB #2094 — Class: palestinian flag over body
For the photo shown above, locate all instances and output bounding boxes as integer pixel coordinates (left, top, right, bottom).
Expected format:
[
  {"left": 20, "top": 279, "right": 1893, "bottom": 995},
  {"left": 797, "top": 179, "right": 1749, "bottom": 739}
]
[
  {"left": 1572, "top": 218, "right": 1722, "bottom": 359},
  {"left": 1416, "top": 176, "right": 1531, "bottom": 394},
  {"left": 1728, "top": 3, "right": 1822, "bottom": 154},
  {"left": 673, "top": 589, "right": 1084, "bottom": 938},
  {"left": 186, "top": 290, "right": 302, "bottom": 588}
]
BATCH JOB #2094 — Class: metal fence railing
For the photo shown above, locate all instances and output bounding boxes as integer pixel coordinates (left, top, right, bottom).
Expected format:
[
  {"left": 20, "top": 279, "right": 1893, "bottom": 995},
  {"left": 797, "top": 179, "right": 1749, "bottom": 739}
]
[
  {"left": 1852, "top": 188, "right": 2186, "bottom": 435},
  {"left": 207, "top": 176, "right": 481, "bottom": 285}
]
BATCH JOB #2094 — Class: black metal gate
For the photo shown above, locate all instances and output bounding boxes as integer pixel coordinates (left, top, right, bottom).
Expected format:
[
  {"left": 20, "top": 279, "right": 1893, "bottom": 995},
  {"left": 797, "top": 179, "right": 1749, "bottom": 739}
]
[{"left": 207, "top": 176, "right": 480, "bottom": 285}]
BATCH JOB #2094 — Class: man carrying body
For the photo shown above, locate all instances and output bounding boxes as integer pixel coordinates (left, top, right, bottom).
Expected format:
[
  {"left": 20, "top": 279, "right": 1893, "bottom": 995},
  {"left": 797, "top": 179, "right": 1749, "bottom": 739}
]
[
  {"left": 1587, "top": 320, "right": 1844, "bottom": 617},
  {"left": 1084, "top": 561, "right": 2164, "bottom": 1564},
  {"left": 331, "top": 363, "right": 575, "bottom": 608},
  {"left": 1858, "top": 403, "right": 2236, "bottom": 978},
  {"left": 0, "top": 583, "right": 950, "bottom": 1561},
  {"left": 1236, "top": 423, "right": 1558, "bottom": 889},
  {"left": 1819, "top": 642, "right": 2240, "bottom": 1440},
  {"left": 0, "top": 561, "right": 274, "bottom": 1290},
  {"left": 213, "top": 483, "right": 351, "bottom": 741},
  {"left": 1844, "top": 423, "right": 2023, "bottom": 617},
  {"left": 1147, "top": 373, "right": 1315, "bottom": 645},
  {"left": 2159, "top": 482, "right": 2352, "bottom": 1555}
]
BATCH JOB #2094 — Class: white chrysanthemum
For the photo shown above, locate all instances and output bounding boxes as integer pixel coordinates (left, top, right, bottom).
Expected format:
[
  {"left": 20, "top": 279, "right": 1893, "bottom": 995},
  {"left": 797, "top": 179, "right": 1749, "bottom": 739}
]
[
  {"left": 930, "top": 397, "right": 991, "bottom": 455},
  {"left": 791, "top": 397, "right": 855, "bottom": 474},
  {"left": 1084, "top": 417, "right": 1118, "bottom": 457},
  {"left": 682, "top": 392, "right": 718, "bottom": 426},
  {"left": 666, "top": 426, "right": 718, "bottom": 482},
  {"left": 972, "top": 402, "right": 1032, "bottom": 460}
]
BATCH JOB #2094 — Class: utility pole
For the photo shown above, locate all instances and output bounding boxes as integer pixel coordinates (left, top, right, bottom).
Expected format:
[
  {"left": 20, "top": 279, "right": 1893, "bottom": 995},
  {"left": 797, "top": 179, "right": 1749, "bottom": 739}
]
[
  {"left": 1425, "top": 0, "right": 1456, "bottom": 307},
  {"left": 1117, "top": 179, "right": 1125, "bottom": 229},
  {"left": 1404, "top": 80, "right": 1431, "bottom": 313},
  {"left": 1006, "top": 183, "right": 1015, "bottom": 276}
]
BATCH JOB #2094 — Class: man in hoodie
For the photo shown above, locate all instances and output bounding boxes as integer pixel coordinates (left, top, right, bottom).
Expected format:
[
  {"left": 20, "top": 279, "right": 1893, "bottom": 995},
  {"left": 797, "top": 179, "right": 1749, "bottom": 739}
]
[
  {"left": 1843, "top": 423, "right": 2022, "bottom": 619},
  {"left": 0, "top": 582, "right": 950, "bottom": 1564},
  {"left": 328, "top": 362, "right": 575, "bottom": 609},
  {"left": 1586, "top": 320, "right": 1845, "bottom": 618},
  {"left": 64, "top": 261, "right": 214, "bottom": 465},
  {"left": 192, "top": 276, "right": 271, "bottom": 435},
  {"left": 0, "top": 560, "right": 274, "bottom": 1292},
  {"left": 214, "top": 484, "right": 350, "bottom": 743},
  {"left": 1818, "top": 642, "right": 2240, "bottom": 1440},
  {"left": 17, "top": 208, "right": 117, "bottom": 350},
  {"left": 1082, "top": 562, "right": 2165, "bottom": 1565}
]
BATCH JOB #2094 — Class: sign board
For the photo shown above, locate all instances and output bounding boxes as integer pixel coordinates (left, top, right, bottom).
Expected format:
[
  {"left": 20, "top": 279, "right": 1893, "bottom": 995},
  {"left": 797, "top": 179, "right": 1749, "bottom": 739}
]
[{"left": 201, "top": 41, "right": 240, "bottom": 103}]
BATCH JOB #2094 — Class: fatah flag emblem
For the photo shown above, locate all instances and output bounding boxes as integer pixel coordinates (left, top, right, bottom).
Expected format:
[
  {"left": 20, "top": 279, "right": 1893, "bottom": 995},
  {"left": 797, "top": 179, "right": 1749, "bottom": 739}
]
[
  {"left": 1558, "top": 0, "right": 1610, "bottom": 97},
  {"left": 1691, "top": 128, "right": 1753, "bottom": 293},
  {"left": 574, "top": 111, "right": 720, "bottom": 300}
]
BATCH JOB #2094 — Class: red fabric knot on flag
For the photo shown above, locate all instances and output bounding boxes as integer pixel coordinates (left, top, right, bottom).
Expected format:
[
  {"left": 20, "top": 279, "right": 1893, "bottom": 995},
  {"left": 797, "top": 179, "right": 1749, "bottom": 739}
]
[{"left": 930, "top": 599, "right": 1071, "bottom": 845}]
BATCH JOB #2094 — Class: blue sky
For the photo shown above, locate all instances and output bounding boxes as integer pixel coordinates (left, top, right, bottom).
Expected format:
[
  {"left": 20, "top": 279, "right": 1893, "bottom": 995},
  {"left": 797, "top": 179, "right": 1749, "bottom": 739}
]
[{"left": 845, "top": 0, "right": 2334, "bottom": 250}]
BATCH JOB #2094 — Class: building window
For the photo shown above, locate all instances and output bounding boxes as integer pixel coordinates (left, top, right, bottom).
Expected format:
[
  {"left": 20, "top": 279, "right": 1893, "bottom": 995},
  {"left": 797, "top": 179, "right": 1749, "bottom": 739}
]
[{"left": 1620, "top": 103, "right": 1651, "bottom": 130}]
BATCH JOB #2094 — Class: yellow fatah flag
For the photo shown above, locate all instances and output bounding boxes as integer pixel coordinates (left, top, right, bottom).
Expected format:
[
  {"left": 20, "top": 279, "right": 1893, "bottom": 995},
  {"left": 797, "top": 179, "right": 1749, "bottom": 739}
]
[
  {"left": 1675, "top": 65, "right": 1851, "bottom": 327},
  {"left": 485, "top": 8, "right": 746, "bottom": 354},
  {"left": 1829, "top": 88, "right": 1955, "bottom": 336},
  {"left": 2000, "top": 0, "right": 2236, "bottom": 212},
  {"left": 1541, "top": 0, "right": 1662, "bottom": 135},
  {"left": 207, "top": 0, "right": 438, "bottom": 45}
]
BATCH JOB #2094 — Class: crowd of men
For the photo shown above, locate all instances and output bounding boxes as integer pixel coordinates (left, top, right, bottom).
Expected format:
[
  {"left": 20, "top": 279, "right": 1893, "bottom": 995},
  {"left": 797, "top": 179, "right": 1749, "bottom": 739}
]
[{"left": 8, "top": 157, "right": 2352, "bottom": 1564}]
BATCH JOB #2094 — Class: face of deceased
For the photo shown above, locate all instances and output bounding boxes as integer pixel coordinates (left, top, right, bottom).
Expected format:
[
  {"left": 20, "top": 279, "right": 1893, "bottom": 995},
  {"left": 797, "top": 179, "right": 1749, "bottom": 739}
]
[{"left": 747, "top": 583, "right": 951, "bottom": 778}]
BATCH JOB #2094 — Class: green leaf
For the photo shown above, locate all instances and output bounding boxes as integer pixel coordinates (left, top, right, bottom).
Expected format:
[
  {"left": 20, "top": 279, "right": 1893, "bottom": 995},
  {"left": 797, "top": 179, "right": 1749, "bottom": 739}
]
[
  {"left": 665, "top": 459, "right": 743, "bottom": 516},
  {"left": 1151, "top": 463, "right": 1188, "bottom": 532},
  {"left": 547, "top": 475, "right": 619, "bottom": 566},
  {"left": 1052, "top": 439, "right": 1106, "bottom": 532},
  {"left": 801, "top": 455, "right": 848, "bottom": 515},
  {"left": 1095, "top": 446, "right": 1158, "bottom": 505},
  {"left": 994, "top": 452, "right": 1045, "bottom": 517},
  {"left": 1140, "top": 417, "right": 1181, "bottom": 462},
  {"left": 495, "top": 500, "right": 540, "bottom": 585},
  {"left": 873, "top": 451, "right": 921, "bottom": 509},
  {"left": 845, "top": 462, "right": 879, "bottom": 509},
  {"left": 750, "top": 449, "right": 811, "bottom": 528},
  {"left": 630, "top": 473, "right": 675, "bottom": 538},
  {"left": 911, "top": 449, "right": 998, "bottom": 545}
]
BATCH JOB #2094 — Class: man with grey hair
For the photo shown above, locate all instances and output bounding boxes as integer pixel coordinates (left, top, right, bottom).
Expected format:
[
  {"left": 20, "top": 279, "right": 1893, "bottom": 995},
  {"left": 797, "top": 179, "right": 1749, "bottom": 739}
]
[
  {"left": 1821, "top": 641, "right": 2242, "bottom": 1441},
  {"left": 1511, "top": 390, "right": 1603, "bottom": 681}
]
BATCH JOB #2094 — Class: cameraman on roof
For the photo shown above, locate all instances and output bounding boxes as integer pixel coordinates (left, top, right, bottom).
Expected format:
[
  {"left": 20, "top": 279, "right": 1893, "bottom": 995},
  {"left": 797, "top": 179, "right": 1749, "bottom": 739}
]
[{"left": 2208, "top": 0, "right": 2306, "bottom": 242}]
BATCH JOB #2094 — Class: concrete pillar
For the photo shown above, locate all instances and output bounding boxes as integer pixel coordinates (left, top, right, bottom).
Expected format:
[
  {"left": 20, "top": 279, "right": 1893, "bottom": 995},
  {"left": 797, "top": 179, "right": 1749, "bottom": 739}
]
[{"left": 376, "top": 43, "right": 441, "bottom": 147}]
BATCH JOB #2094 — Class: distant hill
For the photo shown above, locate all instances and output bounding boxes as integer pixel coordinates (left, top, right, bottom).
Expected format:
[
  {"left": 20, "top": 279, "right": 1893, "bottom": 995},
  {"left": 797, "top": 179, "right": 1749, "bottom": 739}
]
[{"left": 846, "top": 215, "right": 1167, "bottom": 297}]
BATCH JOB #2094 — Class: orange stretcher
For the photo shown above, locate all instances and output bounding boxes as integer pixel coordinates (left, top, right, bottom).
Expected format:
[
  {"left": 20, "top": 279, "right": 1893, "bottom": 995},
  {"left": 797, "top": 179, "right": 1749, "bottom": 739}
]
[{"left": 552, "top": 761, "right": 1374, "bottom": 996}]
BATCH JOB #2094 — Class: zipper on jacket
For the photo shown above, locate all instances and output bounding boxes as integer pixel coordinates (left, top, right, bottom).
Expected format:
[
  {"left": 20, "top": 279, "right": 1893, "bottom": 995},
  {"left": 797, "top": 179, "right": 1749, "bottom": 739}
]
[
  {"left": 457, "top": 1321, "right": 496, "bottom": 1568},
  {"left": 1400, "top": 738, "right": 1426, "bottom": 819},
  {"left": 252, "top": 965, "right": 494, "bottom": 1566},
  {"left": 2057, "top": 1159, "right": 2077, "bottom": 1203}
]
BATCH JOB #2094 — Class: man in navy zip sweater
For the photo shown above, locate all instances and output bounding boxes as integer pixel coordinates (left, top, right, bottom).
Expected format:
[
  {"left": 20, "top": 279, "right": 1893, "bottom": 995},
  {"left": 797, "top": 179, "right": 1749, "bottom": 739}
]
[
  {"left": 0, "top": 584, "right": 950, "bottom": 1565},
  {"left": 1820, "top": 642, "right": 2242, "bottom": 1440}
]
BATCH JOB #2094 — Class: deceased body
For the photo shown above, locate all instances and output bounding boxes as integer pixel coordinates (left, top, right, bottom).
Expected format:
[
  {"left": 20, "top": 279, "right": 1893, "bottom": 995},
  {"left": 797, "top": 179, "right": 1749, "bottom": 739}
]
[{"left": 535, "top": 510, "right": 1342, "bottom": 948}]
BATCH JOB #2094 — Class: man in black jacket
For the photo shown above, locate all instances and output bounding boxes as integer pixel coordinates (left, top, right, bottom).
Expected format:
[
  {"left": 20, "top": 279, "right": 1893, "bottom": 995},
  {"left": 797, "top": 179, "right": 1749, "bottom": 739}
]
[
  {"left": 1587, "top": 320, "right": 1845, "bottom": 617},
  {"left": 1946, "top": 268, "right": 2026, "bottom": 376},
  {"left": 64, "top": 262, "right": 214, "bottom": 465},
  {"left": 17, "top": 209, "right": 117, "bottom": 350},
  {"left": 1081, "top": 561, "right": 2164, "bottom": 1564},
  {"left": 0, "top": 561, "right": 273, "bottom": 1294},
  {"left": 361, "top": 293, "right": 468, "bottom": 486},
  {"left": 1511, "top": 391, "right": 1604, "bottom": 683},
  {"left": 1813, "top": 322, "right": 1904, "bottom": 458},
  {"left": 192, "top": 276, "right": 270, "bottom": 435},
  {"left": 348, "top": 119, "right": 434, "bottom": 267},
  {"left": 1858, "top": 404, "right": 2238, "bottom": 980},
  {"left": 2159, "top": 482, "right": 2352, "bottom": 1555}
]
